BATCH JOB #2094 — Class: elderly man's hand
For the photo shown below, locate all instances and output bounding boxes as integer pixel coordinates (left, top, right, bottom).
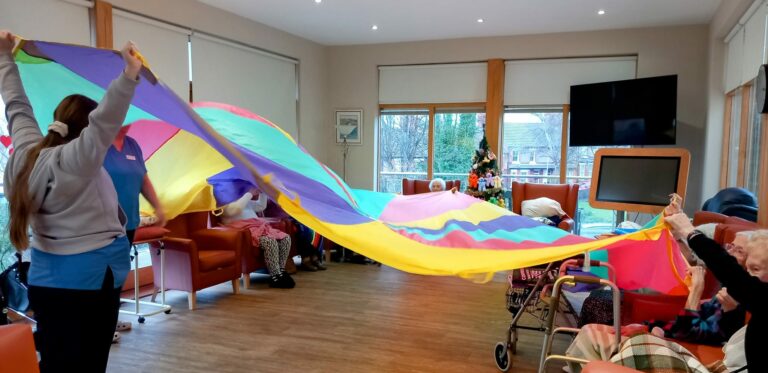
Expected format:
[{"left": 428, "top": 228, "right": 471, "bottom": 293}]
[
  {"left": 716, "top": 288, "right": 739, "bottom": 312},
  {"left": 665, "top": 213, "right": 695, "bottom": 241}
]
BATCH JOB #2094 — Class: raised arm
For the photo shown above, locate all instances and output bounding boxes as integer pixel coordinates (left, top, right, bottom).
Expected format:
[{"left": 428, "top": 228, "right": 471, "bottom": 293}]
[
  {"left": 688, "top": 234, "right": 768, "bottom": 312},
  {"left": 666, "top": 212, "right": 768, "bottom": 312},
  {"left": 0, "top": 31, "right": 43, "bottom": 153},
  {"left": 223, "top": 192, "right": 253, "bottom": 219},
  {"left": 58, "top": 42, "right": 142, "bottom": 176},
  {"left": 251, "top": 192, "right": 268, "bottom": 214}
]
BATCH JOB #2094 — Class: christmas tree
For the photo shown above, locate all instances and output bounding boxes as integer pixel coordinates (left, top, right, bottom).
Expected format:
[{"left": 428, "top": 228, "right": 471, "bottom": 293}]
[{"left": 465, "top": 135, "right": 506, "bottom": 208}]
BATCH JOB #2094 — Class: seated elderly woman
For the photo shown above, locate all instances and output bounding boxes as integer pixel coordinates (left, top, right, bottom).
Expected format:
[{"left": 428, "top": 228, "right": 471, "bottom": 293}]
[
  {"left": 220, "top": 187, "right": 295, "bottom": 289},
  {"left": 428, "top": 178, "right": 446, "bottom": 192},
  {"left": 565, "top": 200, "right": 766, "bottom": 372},
  {"left": 566, "top": 241, "right": 748, "bottom": 372},
  {"left": 666, "top": 210, "right": 767, "bottom": 373}
]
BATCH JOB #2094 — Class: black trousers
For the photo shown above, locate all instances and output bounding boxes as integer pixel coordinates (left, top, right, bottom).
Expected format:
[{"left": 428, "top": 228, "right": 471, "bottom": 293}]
[
  {"left": 126, "top": 229, "right": 135, "bottom": 246},
  {"left": 29, "top": 268, "right": 122, "bottom": 373}
]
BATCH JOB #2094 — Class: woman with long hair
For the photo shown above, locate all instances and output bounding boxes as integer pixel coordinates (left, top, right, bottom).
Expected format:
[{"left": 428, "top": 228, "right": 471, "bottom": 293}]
[{"left": 1, "top": 30, "right": 141, "bottom": 372}]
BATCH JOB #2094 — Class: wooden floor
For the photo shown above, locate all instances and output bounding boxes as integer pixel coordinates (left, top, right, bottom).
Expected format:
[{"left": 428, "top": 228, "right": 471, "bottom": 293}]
[{"left": 108, "top": 263, "right": 569, "bottom": 372}]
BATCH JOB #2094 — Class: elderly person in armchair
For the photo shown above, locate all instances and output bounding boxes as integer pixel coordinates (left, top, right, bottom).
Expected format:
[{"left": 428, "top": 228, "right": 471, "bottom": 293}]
[{"left": 428, "top": 178, "right": 446, "bottom": 192}]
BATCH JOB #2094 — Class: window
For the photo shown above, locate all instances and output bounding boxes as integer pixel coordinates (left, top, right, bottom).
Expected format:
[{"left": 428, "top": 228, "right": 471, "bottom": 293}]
[
  {"left": 377, "top": 107, "right": 483, "bottom": 193},
  {"left": 377, "top": 110, "right": 429, "bottom": 193},
  {"left": 432, "top": 110, "right": 485, "bottom": 190},
  {"left": 502, "top": 109, "right": 562, "bottom": 184},
  {"left": 745, "top": 89, "right": 763, "bottom": 194},
  {"left": 0, "top": 97, "right": 11, "bottom": 270},
  {"left": 727, "top": 89, "right": 743, "bottom": 187}
]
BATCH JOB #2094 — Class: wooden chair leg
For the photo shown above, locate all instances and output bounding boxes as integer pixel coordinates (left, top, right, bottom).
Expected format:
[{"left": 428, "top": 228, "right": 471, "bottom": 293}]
[
  {"left": 188, "top": 292, "right": 197, "bottom": 310},
  {"left": 231, "top": 279, "right": 240, "bottom": 294},
  {"left": 150, "top": 287, "right": 159, "bottom": 302},
  {"left": 242, "top": 274, "right": 251, "bottom": 288}
]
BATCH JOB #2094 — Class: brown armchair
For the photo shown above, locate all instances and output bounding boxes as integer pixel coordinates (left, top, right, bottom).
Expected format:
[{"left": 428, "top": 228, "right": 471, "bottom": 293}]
[
  {"left": 149, "top": 212, "right": 243, "bottom": 310},
  {"left": 210, "top": 200, "right": 299, "bottom": 288},
  {"left": 511, "top": 181, "right": 578, "bottom": 232},
  {"left": 402, "top": 178, "right": 461, "bottom": 195}
]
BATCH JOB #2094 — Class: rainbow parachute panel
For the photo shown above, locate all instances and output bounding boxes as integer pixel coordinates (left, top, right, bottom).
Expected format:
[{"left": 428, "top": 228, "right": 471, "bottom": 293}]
[{"left": 10, "top": 40, "right": 687, "bottom": 292}]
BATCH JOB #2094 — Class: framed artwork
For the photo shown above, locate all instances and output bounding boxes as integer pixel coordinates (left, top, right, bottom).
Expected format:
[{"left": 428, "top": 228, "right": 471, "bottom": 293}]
[{"left": 335, "top": 109, "right": 363, "bottom": 145}]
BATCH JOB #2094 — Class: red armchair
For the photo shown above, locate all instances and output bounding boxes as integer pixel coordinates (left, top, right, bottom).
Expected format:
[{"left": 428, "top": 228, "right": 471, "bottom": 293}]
[
  {"left": 0, "top": 324, "right": 38, "bottom": 373},
  {"left": 401, "top": 178, "right": 461, "bottom": 195},
  {"left": 150, "top": 212, "right": 243, "bottom": 310},
  {"left": 693, "top": 210, "right": 759, "bottom": 244},
  {"left": 511, "top": 181, "right": 578, "bottom": 232}
]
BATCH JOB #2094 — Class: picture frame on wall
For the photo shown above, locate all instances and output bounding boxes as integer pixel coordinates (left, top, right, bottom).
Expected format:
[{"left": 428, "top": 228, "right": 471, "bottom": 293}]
[{"left": 335, "top": 109, "right": 363, "bottom": 145}]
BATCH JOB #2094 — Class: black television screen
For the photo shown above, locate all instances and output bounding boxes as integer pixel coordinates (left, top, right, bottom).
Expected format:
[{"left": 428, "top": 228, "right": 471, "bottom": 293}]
[
  {"left": 596, "top": 156, "right": 681, "bottom": 206},
  {"left": 569, "top": 75, "right": 677, "bottom": 146}
]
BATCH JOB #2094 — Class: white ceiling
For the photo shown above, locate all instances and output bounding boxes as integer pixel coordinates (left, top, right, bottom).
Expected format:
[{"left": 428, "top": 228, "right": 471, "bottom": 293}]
[{"left": 198, "top": 0, "right": 722, "bottom": 46}]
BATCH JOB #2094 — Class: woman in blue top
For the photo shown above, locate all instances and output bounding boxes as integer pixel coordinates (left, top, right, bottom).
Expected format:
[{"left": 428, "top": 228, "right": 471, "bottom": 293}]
[
  {"left": 1, "top": 30, "right": 141, "bottom": 372},
  {"left": 103, "top": 125, "right": 165, "bottom": 339},
  {"left": 104, "top": 125, "right": 165, "bottom": 245}
]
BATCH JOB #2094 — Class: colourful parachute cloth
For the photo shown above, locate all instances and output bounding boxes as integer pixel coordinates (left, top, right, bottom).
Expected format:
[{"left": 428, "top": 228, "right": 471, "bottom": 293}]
[{"left": 10, "top": 40, "right": 688, "bottom": 292}]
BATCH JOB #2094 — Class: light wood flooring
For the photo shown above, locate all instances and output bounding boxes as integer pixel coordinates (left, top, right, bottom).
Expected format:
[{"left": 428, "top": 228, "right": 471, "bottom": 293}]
[{"left": 108, "top": 263, "right": 570, "bottom": 372}]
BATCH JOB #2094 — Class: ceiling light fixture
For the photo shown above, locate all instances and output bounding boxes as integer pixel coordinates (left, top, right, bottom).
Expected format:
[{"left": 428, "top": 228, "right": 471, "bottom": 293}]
[
  {"left": 314, "top": 0, "right": 321, "bottom": 3},
  {"left": 597, "top": 9, "right": 606, "bottom": 15},
  {"left": 372, "top": 25, "right": 378, "bottom": 30},
  {"left": 477, "top": 18, "right": 484, "bottom": 23}
]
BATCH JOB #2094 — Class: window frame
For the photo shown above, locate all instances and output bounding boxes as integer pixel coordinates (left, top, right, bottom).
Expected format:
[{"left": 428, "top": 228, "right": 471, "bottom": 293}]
[{"left": 377, "top": 102, "right": 486, "bottom": 192}]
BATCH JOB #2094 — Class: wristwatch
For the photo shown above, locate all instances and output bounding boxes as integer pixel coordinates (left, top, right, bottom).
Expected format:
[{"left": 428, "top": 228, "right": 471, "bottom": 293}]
[{"left": 686, "top": 229, "right": 704, "bottom": 243}]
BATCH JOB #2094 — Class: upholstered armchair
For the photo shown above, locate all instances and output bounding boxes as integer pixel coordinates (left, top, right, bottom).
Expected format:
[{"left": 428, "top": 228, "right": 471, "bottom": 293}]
[
  {"left": 149, "top": 212, "right": 242, "bottom": 310},
  {"left": 0, "top": 324, "right": 38, "bottom": 373},
  {"left": 401, "top": 178, "right": 461, "bottom": 195},
  {"left": 511, "top": 181, "right": 579, "bottom": 232}
]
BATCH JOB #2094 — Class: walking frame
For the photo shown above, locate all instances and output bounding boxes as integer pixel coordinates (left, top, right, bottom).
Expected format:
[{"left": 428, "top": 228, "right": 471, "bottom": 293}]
[{"left": 118, "top": 237, "right": 171, "bottom": 323}]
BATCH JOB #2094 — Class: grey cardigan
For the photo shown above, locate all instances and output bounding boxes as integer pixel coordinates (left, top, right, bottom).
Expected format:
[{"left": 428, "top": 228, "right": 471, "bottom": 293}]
[{"left": 1, "top": 51, "right": 138, "bottom": 254}]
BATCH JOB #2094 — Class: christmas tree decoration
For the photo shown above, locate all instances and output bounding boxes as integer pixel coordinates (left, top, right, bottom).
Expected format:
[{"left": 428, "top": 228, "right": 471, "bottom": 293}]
[{"left": 465, "top": 134, "right": 506, "bottom": 208}]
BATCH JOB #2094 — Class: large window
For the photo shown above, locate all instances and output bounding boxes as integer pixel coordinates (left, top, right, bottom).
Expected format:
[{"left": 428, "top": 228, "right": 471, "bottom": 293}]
[
  {"left": 567, "top": 146, "right": 617, "bottom": 237},
  {"left": 745, "top": 88, "right": 763, "bottom": 194},
  {"left": 727, "top": 89, "right": 743, "bottom": 187},
  {"left": 377, "top": 107, "right": 484, "bottom": 194},
  {"left": 0, "top": 97, "right": 11, "bottom": 270},
  {"left": 501, "top": 107, "right": 617, "bottom": 237},
  {"left": 502, "top": 109, "right": 562, "bottom": 185},
  {"left": 433, "top": 111, "right": 485, "bottom": 189},
  {"left": 378, "top": 110, "right": 429, "bottom": 193}
]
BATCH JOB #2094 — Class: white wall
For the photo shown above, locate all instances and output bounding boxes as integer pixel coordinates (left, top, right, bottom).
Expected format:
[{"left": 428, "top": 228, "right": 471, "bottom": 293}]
[
  {"left": 108, "top": 0, "right": 328, "bottom": 162},
  {"left": 326, "top": 25, "right": 710, "bottom": 211},
  {"left": 702, "top": 0, "right": 756, "bottom": 203}
]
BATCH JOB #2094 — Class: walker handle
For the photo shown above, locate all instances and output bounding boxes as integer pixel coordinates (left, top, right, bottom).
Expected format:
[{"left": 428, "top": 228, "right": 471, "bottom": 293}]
[{"left": 571, "top": 275, "right": 602, "bottom": 285}]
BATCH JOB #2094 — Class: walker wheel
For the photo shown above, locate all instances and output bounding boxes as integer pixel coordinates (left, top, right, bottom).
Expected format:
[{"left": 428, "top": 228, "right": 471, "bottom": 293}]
[
  {"left": 494, "top": 342, "right": 512, "bottom": 372},
  {"left": 164, "top": 309, "right": 172, "bottom": 314},
  {"left": 138, "top": 316, "right": 146, "bottom": 324}
]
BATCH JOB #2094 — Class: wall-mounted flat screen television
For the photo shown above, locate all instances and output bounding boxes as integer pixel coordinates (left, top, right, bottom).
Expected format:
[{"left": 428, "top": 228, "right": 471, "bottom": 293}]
[{"left": 569, "top": 75, "right": 677, "bottom": 146}]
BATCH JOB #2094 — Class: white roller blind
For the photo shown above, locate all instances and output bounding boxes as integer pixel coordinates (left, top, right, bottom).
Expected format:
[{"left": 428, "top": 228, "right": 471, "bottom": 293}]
[
  {"left": 378, "top": 63, "right": 487, "bottom": 104},
  {"left": 725, "top": 28, "right": 745, "bottom": 93},
  {"left": 504, "top": 57, "right": 637, "bottom": 106},
  {"left": 113, "top": 10, "right": 191, "bottom": 100},
  {"left": 741, "top": 3, "right": 768, "bottom": 84},
  {"left": 191, "top": 34, "right": 298, "bottom": 138},
  {"left": 0, "top": 0, "right": 91, "bottom": 46}
]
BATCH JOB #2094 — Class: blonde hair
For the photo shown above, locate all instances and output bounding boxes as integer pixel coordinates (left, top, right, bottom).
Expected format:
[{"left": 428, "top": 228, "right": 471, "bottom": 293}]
[{"left": 745, "top": 230, "right": 768, "bottom": 254}]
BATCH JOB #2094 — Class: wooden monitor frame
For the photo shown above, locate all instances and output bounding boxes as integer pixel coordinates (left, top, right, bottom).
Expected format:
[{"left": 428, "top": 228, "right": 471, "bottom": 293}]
[{"left": 589, "top": 148, "right": 691, "bottom": 214}]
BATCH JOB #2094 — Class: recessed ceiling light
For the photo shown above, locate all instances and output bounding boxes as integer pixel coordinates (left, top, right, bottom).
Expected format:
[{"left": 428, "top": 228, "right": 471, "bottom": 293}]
[
  {"left": 372, "top": 25, "right": 378, "bottom": 30},
  {"left": 477, "top": 18, "right": 484, "bottom": 23},
  {"left": 315, "top": 0, "right": 321, "bottom": 3},
  {"left": 597, "top": 9, "right": 606, "bottom": 15}
]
